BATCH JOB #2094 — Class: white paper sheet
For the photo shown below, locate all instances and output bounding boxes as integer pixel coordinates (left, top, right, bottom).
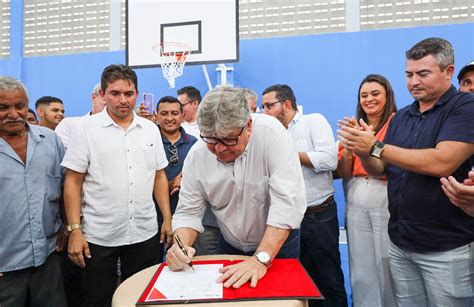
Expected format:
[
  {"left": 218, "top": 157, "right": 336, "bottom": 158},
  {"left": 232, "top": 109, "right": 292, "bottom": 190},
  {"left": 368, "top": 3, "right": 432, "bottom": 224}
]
[{"left": 146, "top": 264, "right": 223, "bottom": 301}]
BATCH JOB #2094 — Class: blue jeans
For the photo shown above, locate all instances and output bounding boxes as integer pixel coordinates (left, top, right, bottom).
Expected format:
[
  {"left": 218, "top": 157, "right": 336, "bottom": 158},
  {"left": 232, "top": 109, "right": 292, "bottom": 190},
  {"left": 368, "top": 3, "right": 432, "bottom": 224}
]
[
  {"left": 217, "top": 229, "right": 300, "bottom": 258},
  {"left": 300, "top": 198, "right": 348, "bottom": 307},
  {"left": 389, "top": 241, "right": 474, "bottom": 307}
]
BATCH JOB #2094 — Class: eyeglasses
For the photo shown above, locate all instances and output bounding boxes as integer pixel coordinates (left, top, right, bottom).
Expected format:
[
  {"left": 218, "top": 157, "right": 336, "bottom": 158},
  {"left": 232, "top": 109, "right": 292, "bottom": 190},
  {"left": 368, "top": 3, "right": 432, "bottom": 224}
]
[
  {"left": 168, "top": 144, "right": 178, "bottom": 166},
  {"left": 181, "top": 100, "right": 196, "bottom": 106},
  {"left": 261, "top": 100, "right": 284, "bottom": 111},
  {"left": 200, "top": 127, "right": 245, "bottom": 146}
]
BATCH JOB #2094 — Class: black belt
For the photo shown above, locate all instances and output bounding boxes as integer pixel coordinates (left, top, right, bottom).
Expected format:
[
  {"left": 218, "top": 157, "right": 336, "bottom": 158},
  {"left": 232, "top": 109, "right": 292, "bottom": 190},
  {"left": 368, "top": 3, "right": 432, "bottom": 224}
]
[{"left": 305, "top": 195, "right": 334, "bottom": 214}]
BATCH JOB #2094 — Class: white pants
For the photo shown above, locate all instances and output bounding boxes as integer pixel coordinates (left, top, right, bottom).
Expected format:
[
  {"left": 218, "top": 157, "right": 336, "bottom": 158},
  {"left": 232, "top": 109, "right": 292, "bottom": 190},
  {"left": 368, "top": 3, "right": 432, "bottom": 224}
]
[
  {"left": 345, "top": 176, "right": 395, "bottom": 307},
  {"left": 389, "top": 241, "right": 474, "bottom": 307}
]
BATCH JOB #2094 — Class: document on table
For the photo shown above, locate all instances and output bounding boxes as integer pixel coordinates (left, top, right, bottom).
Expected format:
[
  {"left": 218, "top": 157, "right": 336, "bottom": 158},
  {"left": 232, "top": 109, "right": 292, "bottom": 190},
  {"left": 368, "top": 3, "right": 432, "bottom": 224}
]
[{"left": 146, "top": 264, "right": 223, "bottom": 302}]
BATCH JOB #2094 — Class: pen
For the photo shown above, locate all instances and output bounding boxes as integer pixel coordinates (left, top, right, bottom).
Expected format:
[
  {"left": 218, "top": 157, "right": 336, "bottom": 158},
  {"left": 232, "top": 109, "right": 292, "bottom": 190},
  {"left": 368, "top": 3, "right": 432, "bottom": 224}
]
[{"left": 175, "top": 235, "right": 194, "bottom": 271}]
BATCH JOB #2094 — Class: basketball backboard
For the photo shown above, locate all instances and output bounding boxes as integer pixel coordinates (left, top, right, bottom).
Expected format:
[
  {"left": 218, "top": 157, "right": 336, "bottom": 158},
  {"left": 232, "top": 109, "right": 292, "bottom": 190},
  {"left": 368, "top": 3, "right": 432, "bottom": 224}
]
[{"left": 126, "top": 0, "right": 239, "bottom": 68}]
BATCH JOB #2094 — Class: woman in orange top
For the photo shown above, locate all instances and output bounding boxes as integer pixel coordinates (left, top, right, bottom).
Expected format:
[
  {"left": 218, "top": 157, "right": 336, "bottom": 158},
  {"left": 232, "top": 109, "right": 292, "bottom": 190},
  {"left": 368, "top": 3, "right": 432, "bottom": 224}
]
[{"left": 337, "top": 74, "right": 397, "bottom": 307}]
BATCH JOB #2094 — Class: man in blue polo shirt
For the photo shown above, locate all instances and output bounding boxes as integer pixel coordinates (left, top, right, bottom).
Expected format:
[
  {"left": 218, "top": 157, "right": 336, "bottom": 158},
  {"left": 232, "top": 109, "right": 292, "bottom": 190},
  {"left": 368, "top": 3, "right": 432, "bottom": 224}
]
[
  {"left": 155, "top": 96, "right": 197, "bottom": 260},
  {"left": 338, "top": 37, "right": 474, "bottom": 306}
]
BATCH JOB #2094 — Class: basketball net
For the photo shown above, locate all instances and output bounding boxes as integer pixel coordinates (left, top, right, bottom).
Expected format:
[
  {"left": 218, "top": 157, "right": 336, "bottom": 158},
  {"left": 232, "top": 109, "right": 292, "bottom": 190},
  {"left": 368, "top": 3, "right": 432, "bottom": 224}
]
[{"left": 153, "top": 42, "right": 191, "bottom": 89}]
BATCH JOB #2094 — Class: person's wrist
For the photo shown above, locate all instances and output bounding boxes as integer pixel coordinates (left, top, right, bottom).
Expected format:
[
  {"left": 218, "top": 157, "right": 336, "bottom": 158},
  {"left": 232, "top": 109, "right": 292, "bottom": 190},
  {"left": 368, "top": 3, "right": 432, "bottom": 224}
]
[
  {"left": 254, "top": 251, "right": 272, "bottom": 267},
  {"left": 69, "top": 229, "right": 83, "bottom": 237},
  {"left": 66, "top": 223, "right": 81, "bottom": 233},
  {"left": 251, "top": 256, "right": 267, "bottom": 268}
]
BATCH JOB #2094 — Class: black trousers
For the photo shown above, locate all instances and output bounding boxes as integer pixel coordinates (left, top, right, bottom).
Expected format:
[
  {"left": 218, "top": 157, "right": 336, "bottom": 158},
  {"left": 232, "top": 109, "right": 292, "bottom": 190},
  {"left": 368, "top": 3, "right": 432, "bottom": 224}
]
[
  {"left": 60, "top": 248, "right": 83, "bottom": 307},
  {"left": 300, "top": 199, "right": 348, "bottom": 307},
  {"left": 0, "top": 252, "right": 67, "bottom": 307},
  {"left": 81, "top": 234, "right": 160, "bottom": 307}
]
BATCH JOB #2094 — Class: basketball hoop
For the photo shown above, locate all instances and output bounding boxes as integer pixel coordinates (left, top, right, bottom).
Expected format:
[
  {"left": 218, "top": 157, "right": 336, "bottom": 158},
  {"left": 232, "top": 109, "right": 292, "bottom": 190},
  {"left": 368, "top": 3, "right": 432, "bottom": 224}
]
[{"left": 153, "top": 42, "right": 191, "bottom": 89}]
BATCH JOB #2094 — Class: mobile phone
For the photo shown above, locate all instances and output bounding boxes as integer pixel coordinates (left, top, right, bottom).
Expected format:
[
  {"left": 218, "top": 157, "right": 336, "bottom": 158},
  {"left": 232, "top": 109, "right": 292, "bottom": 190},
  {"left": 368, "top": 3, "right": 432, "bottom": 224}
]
[{"left": 143, "top": 93, "right": 154, "bottom": 114}]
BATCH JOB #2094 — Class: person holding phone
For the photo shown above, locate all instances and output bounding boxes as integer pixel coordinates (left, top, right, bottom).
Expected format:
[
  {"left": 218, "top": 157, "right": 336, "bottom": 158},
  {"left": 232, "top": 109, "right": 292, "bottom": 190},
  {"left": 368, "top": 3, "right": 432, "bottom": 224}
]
[{"left": 137, "top": 93, "right": 157, "bottom": 123}]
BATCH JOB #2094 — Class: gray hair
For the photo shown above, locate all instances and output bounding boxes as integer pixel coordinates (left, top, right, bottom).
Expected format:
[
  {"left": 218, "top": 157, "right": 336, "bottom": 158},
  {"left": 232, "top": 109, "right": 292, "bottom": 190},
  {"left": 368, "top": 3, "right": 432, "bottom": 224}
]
[
  {"left": 197, "top": 86, "right": 250, "bottom": 136},
  {"left": 242, "top": 88, "right": 257, "bottom": 103},
  {"left": 406, "top": 37, "right": 454, "bottom": 71},
  {"left": 92, "top": 83, "right": 101, "bottom": 96},
  {"left": 0, "top": 76, "right": 29, "bottom": 101}
]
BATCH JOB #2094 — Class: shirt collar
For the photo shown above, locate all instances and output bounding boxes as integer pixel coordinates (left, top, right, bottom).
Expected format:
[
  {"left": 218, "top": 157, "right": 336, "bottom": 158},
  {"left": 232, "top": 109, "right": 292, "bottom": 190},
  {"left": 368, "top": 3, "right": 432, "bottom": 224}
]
[
  {"left": 28, "top": 124, "right": 46, "bottom": 143},
  {"left": 287, "top": 111, "right": 302, "bottom": 131},
  {"left": 409, "top": 85, "right": 456, "bottom": 115},
  {"left": 98, "top": 107, "right": 142, "bottom": 129},
  {"left": 159, "top": 126, "right": 192, "bottom": 145}
]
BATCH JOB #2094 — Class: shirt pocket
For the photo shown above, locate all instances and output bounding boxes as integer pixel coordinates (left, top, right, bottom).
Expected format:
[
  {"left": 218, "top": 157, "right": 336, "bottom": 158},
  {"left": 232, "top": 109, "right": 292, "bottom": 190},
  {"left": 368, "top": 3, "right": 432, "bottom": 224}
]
[
  {"left": 142, "top": 146, "right": 157, "bottom": 170},
  {"left": 244, "top": 175, "right": 270, "bottom": 205}
]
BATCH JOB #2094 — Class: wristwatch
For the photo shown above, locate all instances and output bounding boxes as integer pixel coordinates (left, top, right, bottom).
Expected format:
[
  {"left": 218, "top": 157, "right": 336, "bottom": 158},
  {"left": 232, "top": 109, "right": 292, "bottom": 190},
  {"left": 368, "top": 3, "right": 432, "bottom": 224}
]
[
  {"left": 254, "top": 251, "right": 272, "bottom": 267},
  {"left": 370, "top": 140, "right": 385, "bottom": 159},
  {"left": 66, "top": 223, "right": 81, "bottom": 233}
]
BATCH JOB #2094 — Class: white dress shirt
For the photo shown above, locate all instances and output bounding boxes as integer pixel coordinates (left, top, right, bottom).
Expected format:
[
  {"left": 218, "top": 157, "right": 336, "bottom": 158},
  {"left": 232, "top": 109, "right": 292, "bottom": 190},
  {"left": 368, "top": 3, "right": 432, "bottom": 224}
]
[
  {"left": 61, "top": 108, "right": 168, "bottom": 246},
  {"left": 172, "top": 114, "right": 307, "bottom": 252},
  {"left": 55, "top": 112, "right": 90, "bottom": 148},
  {"left": 288, "top": 112, "right": 337, "bottom": 207},
  {"left": 181, "top": 121, "right": 201, "bottom": 139}
]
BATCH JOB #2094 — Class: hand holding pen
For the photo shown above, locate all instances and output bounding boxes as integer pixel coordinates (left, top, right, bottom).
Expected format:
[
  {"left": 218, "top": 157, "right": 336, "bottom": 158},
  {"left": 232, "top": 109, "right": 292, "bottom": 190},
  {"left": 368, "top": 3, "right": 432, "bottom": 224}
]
[{"left": 166, "top": 234, "right": 196, "bottom": 271}]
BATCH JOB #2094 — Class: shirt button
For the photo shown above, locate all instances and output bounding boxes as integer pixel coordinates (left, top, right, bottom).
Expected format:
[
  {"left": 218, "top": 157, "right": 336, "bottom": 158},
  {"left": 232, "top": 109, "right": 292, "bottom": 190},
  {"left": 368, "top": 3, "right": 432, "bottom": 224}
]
[
  {"left": 127, "top": 149, "right": 130, "bottom": 152},
  {"left": 129, "top": 166, "right": 132, "bottom": 169},
  {"left": 130, "top": 200, "right": 133, "bottom": 203},
  {"left": 130, "top": 182, "right": 133, "bottom": 186}
]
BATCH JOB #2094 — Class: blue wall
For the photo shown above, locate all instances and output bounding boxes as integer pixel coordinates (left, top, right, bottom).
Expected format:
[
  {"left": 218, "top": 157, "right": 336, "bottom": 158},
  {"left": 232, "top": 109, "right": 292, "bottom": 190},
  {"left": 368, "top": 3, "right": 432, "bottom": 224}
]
[{"left": 2, "top": 21, "right": 474, "bottom": 225}]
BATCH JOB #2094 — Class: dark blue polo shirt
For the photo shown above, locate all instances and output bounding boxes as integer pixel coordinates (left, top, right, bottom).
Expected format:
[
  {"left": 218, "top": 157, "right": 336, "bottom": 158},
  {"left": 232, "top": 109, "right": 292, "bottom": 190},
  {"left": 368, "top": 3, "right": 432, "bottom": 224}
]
[
  {"left": 384, "top": 86, "right": 474, "bottom": 253},
  {"left": 156, "top": 126, "right": 197, "bottom": 224}
]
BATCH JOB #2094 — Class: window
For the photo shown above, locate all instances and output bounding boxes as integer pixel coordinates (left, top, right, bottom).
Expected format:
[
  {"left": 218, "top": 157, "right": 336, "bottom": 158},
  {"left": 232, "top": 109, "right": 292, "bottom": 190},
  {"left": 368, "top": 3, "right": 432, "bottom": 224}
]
[
  {"left": 0, "top": 0, "right": 10, "bottom": 58},
  {"left": 24, "top": 0, "right": 110, "bottom": 56},
  {"left": 239, "top": 0, "right": 346, "bottom": 39},
  {"left": 360, "top": 0, "right": 474, "bottom": 30}
]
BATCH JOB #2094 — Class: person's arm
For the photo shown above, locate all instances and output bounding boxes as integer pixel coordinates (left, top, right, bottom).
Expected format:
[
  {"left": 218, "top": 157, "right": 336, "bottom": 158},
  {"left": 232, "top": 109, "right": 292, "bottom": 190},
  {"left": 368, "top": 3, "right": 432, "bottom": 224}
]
[
  {"left": 169, "top": 172, "right": 182, "bottom": 195},
  {"left": 338, "top": 119, "right": 474, "bottom": 177},
  {"left": 440, "top": 170, "right": 474, "bottom": 216},
  {"left": 336, "top": 147, "right": 354, "bottom": 180},
  {"left": 55, "top": 193, "right": 68, "bottom": 252},
  {"left": 298, "top": 152, "right": 313, "bottom": 168},
  {"left": 377, "top": 142, "right": 474, "bottom": 177},
  {"left": 298, "top": 114, "right": 337, "bottom": 171},
  {"left": 153, "top": 169, "right": 172, "bottom": 246},
  {"left": 165, "top": 227, "right": 198, "bottom": 271},
  {"left": 217, "top": 225, "right": 290, "bottom": 288},
  {"left": 64, "top": 169, "right": 90, "bottom": 268}
]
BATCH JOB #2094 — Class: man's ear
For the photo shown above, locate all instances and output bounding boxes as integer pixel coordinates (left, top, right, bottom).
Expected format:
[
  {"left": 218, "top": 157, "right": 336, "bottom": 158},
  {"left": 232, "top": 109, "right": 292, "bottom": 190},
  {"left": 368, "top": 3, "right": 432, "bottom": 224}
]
[
  {"left": 36, "top": 106, "right": 45, "bottom": 118},
  {"left": 445, "top": 64, "right": 455, "bottom": 80},
  {"left": 247, "top": 118, "right": 253, "bottom": 134},
  {"left": 283, "top": 99, "right": 292, "bottom": 111}
]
